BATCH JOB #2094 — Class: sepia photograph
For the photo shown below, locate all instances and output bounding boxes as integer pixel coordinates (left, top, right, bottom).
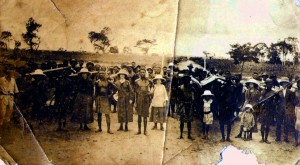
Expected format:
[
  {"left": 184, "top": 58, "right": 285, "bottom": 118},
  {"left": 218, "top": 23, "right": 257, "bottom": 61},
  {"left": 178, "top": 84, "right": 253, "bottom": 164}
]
[{"left": 0, "top": 0, "right": 300, "bottom": 164}]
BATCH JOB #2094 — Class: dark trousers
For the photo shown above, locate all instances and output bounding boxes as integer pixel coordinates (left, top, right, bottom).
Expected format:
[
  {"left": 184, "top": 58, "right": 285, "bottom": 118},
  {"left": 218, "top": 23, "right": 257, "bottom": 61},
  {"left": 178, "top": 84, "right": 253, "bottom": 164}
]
[
  {"left": 220, "top": 121, "right": 232, "bottom": 140},
  {"left": 180, "top": 120, "right": 192, "bottom": 135},
  {"left": 275, "top": 117, "right": 284, "bottom": 140},
  {"left": 261, "top": 120, "right": 270, "bottom": 140},
  {"left": 179, "top": 103, "right": 192, "bottom": 137},
  {"left": 169, "top": 99, "right": 176, "bottom": 116}
]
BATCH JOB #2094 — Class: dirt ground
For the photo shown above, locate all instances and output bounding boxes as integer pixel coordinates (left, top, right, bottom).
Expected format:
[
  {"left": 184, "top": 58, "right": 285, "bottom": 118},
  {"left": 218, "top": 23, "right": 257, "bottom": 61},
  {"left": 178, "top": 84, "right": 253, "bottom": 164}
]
[
  {"left": 1, "top": 110, "right": 300, "bottom": 165},
  {"left": 1, "top": 111, "right": 167, "bottom": 165},
  {"left": 163, "top": 116, "right": 300, "bottom": 165}
]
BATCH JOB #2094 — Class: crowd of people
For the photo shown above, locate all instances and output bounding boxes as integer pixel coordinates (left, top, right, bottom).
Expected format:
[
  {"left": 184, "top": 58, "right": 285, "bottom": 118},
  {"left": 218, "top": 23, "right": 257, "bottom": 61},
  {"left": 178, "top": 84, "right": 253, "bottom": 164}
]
[{"left": 0, "top": 58, "right": 300, "bottom": 147}]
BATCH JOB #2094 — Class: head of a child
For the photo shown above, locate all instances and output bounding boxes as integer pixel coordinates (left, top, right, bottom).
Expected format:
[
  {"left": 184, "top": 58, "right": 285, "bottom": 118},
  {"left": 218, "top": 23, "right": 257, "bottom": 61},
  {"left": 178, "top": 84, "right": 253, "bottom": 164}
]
[
  {"left": 203, "top": 96, "right": 211, "bottom": 101},
  {"left": 244, "top": 104, "right": 253, "bottom": 113}
]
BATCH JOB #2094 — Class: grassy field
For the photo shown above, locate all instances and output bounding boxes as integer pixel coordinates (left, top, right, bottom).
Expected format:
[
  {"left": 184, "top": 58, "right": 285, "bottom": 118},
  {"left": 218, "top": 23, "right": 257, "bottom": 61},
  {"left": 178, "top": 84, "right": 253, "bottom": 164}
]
[{"left": 1, "top": 49, "right": 299, "bottom": 78}]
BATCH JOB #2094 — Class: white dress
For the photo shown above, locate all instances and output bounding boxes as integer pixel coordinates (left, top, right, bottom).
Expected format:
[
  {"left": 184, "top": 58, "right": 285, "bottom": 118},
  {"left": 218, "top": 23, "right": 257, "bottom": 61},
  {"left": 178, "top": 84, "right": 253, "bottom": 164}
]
[
  {"left": 295, "top": 106, "right": 300, "bottom": 131},
  {"left": 203, "top": 99, "right": 213, "bottom": 125}
]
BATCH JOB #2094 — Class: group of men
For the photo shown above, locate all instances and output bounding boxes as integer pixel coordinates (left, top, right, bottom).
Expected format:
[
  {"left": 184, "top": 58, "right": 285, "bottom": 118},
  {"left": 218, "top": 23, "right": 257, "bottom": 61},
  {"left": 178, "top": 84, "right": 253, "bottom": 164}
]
[
  {"left": 1, "top": 58, "right": 300, "bottom": 147},
  {"left": 170, "top": 64, "right": 300, "bottom": 145}
]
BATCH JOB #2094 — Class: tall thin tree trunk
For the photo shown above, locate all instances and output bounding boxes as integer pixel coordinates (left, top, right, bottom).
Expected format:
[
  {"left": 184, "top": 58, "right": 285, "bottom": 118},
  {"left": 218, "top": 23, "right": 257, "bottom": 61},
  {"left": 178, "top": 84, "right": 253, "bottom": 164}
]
[{"left": 240, "top": 60, "right": 245, "bottom": 77}]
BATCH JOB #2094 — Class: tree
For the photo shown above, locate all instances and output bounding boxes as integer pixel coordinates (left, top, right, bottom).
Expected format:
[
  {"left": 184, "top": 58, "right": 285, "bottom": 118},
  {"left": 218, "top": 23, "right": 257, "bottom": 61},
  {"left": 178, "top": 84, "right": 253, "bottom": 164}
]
[
  {"left": 285, "top": 37, "right": 299, "bottom": 65},
  {"left": 1, "top": 31, "right": 12, "bottom": 50},
  {"left": 273, "top": 39, "right": 294, "bottom": 66},
  {"left": 88, "top": 27, "right": 111, "bottom": 53},
  {"left": 267, "top": 43, "right": 282, "bottom": 65},
  {"left": 134, "top": 39, "right": 157, "bottom": 55},
  {"left": 14, "top": 40, "right": 21, "bottom": 50},
  {"left": 0, "top": 41, "right": 6, "bottom": 50},
  {"left": 123, "top": 46, "right": 132, "bottom": 54},
  {"left": 109, "top": 46, "right": 119, "bottom": 53},
  {"left": 228, "top": 43, "right": 259, "bottom": 75},
  {"left": 22, "top": 17, "right": 42, "bottom": 51}
]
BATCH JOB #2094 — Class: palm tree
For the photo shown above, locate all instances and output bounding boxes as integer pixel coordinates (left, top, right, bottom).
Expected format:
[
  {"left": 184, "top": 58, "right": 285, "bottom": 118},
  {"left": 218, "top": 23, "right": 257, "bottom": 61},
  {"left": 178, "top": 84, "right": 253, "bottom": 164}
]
[{"left": 274, "top": 39, "right": 294, "bottom": 66}]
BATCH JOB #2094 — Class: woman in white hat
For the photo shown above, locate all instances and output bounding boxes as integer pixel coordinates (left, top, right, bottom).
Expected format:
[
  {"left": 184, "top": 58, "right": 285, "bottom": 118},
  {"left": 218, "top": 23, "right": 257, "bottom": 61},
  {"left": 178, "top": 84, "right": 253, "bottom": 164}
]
[
  {"left": 149, "top": 75, "right": 168, "bottom": 131},
  {"left": 114, "top": 69, "right": 134, "bottom": 132},
  {"left": 72, "top": 68, "right": 94, "bottom": 131},
  {"left": 244, "top": 78, "right": 261, "bottom": 134},
  {"left": 201, "top": 90, "right": 214, "bottom": 140}
]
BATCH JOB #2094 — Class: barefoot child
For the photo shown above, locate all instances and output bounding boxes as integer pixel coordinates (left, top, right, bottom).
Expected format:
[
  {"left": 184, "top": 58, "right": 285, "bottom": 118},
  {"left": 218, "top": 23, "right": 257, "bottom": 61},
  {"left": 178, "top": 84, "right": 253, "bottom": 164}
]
[
  {"left": 241, "top": 104, "right": 255, "bottom": 141},
  {"left": 201, "top": 90, "right": 214, "bottom": 140}
]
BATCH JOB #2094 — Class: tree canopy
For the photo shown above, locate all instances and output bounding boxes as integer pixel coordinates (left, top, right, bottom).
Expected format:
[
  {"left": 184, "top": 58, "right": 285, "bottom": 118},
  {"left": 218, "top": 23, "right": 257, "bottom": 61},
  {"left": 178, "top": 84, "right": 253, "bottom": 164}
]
[
  {"left": 22, "top": 17, "right": 42, "bottom": 51},
  {"left": 88, "top": 27, "right": 111, "bottom": 53}
]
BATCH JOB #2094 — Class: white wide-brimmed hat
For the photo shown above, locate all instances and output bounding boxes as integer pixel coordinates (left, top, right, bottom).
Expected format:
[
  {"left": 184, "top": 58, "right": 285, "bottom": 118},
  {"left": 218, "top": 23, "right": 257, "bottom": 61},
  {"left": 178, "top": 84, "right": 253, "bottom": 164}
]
[
  {"left": 79, "top": 68, "right": 90, "bottom": 74},
  {"left": 279, "top": 77, "right": 290, "bottom": 83},
  {"left": 30, "top": 69, "right": 46, "bottom": 76},
  {"left": 152, "top": 74, "right": 166, "bottom": 82},
  {"left": 245, "top": 78, "right": 259, "bottom": 85},
  {"left": 244, "top": 104, "right": 253, "bottom": 109},
  {"left": 201, "top": 90, "right": 214, "bottom": 97},
  {"left": 117, "top": 69, "right": 129, "bottom": 77}
]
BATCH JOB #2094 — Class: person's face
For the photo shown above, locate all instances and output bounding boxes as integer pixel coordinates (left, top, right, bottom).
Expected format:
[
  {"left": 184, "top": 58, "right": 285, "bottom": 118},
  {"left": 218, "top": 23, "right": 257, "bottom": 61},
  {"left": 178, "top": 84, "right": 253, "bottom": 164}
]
[
  {"left": 163, "top": 67, "right": 167, "bottom": 72},
  {"left": 140, "top": 70, "right": 146, "bottom": 78},
  {"left": 99, "top": 72, "right": 105, "bottom": 78},
  {"left": 156, "top": 79, "right": 161, "bottom": 84},
  {"left": 204, "top": 96, "right": 210, "bottom": 100},
  {"left": 262, "top": 75, "right": 268, "bottom": 80},
  {"left": 119, "top": 74, "right": 125, "bottom": 79},
  {"left": 249, "top": 83, "right": 254, "bottom": 89},
  {"left": 148, "top": 70, "right": 153, "bottom": 74},
  {"left": 79, "top": 62, "right": 84, "bottom": 67},
  {"left": 266, "top": 83, "right": 273, "bottom": 89},
  {"left": 280, "top": 82, "right": 289, "bottom": 88},
  {"left": 173, "top": 72, "right": 178, "bottom": 77},
  {"left": 225, "top": 75, "right": 231, "bottom": 82},
  {"left": 81, "top": 73, "right": 88, "bottom": 79}
]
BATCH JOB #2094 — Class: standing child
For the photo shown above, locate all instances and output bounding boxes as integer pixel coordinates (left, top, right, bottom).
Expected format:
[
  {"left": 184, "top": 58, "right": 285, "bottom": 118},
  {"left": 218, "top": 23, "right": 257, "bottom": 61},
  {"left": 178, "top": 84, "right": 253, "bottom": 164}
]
[
  {"left": 240, "top": 104, "right": 255, "bottom": 141},
  {"left": 201, "top": 90, "right": 214, "bottom": 140}
]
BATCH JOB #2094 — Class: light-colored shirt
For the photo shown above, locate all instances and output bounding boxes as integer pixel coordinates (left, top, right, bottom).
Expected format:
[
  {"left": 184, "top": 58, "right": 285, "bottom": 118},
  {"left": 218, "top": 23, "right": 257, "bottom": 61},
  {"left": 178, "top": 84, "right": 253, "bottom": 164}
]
[
  {"left": 0, "top": 76, "right": 19, "bottom": 95},
  {"left": 150, "top": 84, "right": 168, "bottom": 107}
]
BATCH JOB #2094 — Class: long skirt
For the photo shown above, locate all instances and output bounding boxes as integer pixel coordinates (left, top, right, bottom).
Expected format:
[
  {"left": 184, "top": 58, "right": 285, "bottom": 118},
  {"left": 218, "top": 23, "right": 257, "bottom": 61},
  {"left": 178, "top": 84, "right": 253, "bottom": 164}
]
[
  {"left": 150, "top": 107, "right": 166, "bottom": 123},
  {"left": 72, "top": 93, "right": 93, "bottom": 124},
  {"left": 117, "top": 96, "right": 133, "bottom": 123},
  {"left": 95, "top": 96, "right": 111, "bottom": 114}
]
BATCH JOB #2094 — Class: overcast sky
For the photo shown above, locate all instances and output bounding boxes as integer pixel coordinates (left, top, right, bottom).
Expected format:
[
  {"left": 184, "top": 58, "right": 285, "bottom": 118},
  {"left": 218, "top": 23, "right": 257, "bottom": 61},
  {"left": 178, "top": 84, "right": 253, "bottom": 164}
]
[
  {"left": 1, "top": 0, "right": 300, "bottom": 58},
  {"left": 176, "top": 0, "right": 300, "bottom": 58},
  {"left": 0, "top": 0, "right": 178, "bottom": 55}
]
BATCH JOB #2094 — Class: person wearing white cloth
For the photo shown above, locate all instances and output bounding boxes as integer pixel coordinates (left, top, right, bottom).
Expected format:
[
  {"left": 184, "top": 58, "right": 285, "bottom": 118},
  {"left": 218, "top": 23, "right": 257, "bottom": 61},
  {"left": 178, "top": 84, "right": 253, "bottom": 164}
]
[
  {"left": 201, "top": 90, "right": 214, "bottom": 140},
  {"left": 149, "top": 75, "right": 168, "bottom": 131},
  {"left": 0, "top": 67, "right": 19, "bottom": 128}
]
